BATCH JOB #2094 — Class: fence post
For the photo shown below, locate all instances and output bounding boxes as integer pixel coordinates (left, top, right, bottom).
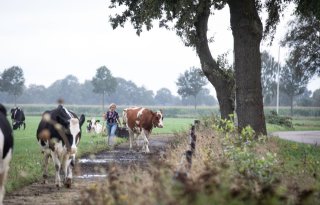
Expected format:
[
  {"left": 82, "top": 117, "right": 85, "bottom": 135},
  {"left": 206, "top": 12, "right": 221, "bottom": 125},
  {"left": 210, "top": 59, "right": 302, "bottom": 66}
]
[
  {"left": 174, "top": 122, "right": 198, "bottom": 182},
  {"left": 190, "top": 125, "right": 197, "bottom": 155}
]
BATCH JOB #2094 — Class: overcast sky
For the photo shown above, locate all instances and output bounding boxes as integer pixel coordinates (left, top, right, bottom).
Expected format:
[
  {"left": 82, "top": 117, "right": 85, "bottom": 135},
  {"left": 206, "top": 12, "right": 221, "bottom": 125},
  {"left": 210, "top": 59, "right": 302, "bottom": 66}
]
[{"left": 0, "top": 0, "right": 319, "bottom": 98}]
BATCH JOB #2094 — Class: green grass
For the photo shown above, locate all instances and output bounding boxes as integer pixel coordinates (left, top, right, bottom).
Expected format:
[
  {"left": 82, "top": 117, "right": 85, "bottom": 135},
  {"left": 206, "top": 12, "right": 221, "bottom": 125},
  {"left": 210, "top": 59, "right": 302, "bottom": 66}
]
[
  {"left": 6, "top": 116, "right": 193, "bottom": 192},
  {"left": 277, "top": 138, "right": 320, "bottom": 170},
  {"left": 267, "top": 117, "right": 320, "bottom": 133}
]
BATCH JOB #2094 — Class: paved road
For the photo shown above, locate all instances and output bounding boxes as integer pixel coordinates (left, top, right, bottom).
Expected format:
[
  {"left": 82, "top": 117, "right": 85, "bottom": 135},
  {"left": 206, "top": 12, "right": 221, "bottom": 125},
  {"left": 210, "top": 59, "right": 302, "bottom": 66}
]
[{"left": 272, "top": 131, "right": 320, "bottom": 145}]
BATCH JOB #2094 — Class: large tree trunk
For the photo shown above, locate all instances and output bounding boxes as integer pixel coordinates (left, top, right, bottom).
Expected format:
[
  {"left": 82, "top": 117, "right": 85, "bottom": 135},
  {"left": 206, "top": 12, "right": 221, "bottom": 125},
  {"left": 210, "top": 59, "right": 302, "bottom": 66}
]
[
  {"left": 194, "top": 1, "right": 235, "bottom": 119},
  {"left": 228, "top": 0, "right": 267, "bottom": 135}
]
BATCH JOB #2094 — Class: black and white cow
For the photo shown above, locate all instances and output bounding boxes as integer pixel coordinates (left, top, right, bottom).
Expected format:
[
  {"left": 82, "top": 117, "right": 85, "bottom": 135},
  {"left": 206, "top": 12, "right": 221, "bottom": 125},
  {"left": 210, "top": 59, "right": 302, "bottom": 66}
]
[
  {"left": 0, "top": 104, "right": 14, "bottom": 204},
  {"left": 86, "top": 118, "right": 103, "bottom": 134},
  {"left": 10, "top": 107, "right": 25, "bottom": 130},
  {"left": 36, "top": 105, "right": 85, "bottom": 188}
]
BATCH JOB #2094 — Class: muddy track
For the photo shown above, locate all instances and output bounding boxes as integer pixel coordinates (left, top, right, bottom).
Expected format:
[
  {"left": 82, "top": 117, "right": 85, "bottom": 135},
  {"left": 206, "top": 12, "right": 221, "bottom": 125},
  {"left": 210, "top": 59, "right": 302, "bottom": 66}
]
[{"left": 4, "top": 135, "right": 173, "bottom": 205}]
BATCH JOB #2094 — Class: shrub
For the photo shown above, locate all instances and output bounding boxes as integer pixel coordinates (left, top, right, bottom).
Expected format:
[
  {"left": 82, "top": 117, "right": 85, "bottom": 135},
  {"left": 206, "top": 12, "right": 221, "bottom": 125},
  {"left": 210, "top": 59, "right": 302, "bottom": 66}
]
[{"left": 265, "top": 111, "right": 293, "bottom": 128}]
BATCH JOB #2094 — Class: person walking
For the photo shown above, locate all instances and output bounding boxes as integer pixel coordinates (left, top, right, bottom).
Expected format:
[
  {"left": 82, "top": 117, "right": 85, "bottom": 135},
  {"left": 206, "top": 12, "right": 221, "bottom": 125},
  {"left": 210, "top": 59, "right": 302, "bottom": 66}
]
[{"left": 104, "top": 103, "right": 121, "bottom": 146}]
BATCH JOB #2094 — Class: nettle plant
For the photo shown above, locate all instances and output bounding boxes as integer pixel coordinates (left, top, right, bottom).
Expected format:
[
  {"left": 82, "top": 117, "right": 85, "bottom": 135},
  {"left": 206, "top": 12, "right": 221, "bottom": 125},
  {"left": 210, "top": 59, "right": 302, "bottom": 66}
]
[{"left": 212, "top": 115, "right": 278, "bottom": 182}]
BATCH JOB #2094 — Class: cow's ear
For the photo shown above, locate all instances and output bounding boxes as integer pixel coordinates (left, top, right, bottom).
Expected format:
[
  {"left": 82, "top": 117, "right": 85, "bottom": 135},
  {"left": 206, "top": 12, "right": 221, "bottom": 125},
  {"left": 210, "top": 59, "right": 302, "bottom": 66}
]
[
  {"left": 87, "top": 120, "right": 91, "bottom": 123},
  {"left": 79, "top": 114, "right": 85, "bottom": 127},
  {"left": 96, "top": 120, "right": 100, "bottom": 123}
]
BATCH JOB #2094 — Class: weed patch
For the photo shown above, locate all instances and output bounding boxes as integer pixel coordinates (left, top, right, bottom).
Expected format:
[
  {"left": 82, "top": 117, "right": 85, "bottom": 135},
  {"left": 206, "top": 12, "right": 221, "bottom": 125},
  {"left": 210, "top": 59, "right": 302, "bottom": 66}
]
[{"left": 77, "top": 116, "right": 320, "bottom": 205}]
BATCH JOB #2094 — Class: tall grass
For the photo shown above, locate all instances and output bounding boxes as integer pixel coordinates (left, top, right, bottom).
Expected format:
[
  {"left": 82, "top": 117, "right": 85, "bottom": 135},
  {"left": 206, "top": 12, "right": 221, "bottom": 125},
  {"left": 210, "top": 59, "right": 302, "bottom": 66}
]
[{"left": 76, "top": 121, "right": 320, "bottom": 205}]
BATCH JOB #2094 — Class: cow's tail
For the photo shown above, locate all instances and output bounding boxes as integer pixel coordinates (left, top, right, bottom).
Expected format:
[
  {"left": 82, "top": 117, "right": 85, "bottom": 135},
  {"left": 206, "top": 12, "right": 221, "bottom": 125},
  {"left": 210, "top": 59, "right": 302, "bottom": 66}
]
[
  {"left": 0, "top": 130, "right": 4, "bottom": 172},
  {"left": 122, "top": 109, "right": 128, "bottom": 127}
]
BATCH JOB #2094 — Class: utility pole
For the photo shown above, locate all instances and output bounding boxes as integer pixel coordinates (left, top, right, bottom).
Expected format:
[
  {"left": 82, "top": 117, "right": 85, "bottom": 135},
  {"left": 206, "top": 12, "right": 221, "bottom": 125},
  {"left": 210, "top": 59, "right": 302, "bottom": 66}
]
[{"left": 276, "top": 46, "right": 280, "bottom": 114}]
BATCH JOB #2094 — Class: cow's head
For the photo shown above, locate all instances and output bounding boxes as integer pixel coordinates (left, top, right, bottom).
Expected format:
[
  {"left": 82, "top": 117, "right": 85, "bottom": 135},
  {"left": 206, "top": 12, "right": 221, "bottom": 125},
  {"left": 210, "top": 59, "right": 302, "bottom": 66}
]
[
  {"left": 153, "top": 110, "right": 164, "bottom": 128},
  {"left": 86, "top": 118, "right": 100, "bottom": 132},
  {"left": 66, "top": 114, "right": 85, "bottom": 154},
  {"left": 12, "top": 121, "right": 20, "bottom": 130},
  {"left": 56, "top": 106, "right": 85, "bottom": 154}
]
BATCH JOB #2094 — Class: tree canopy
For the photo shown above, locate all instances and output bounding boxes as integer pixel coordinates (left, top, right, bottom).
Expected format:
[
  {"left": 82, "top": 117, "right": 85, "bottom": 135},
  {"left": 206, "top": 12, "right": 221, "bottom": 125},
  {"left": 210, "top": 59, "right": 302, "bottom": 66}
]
[
  {"left": 280, "top": 51, "right": 310, "bottom": 115},
  {"left": 261, "top": 51, "right": 280, "bottom": 105},
  {"left": 176, "top": 67, "right": 208, "bottom": 109},
  {"left": 281, "top": 14, "right": 320, "bottom": 77},
  {"left": 92, "top": 66, "right": 117, "bottom": 111},
  {"left": 0, "top": 66, "right": 25, "bottom": 105}
]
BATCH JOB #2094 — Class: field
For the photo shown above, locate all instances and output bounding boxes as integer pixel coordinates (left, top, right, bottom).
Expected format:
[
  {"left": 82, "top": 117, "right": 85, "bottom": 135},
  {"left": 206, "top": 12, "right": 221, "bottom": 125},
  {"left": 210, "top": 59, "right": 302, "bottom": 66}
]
[
  {"left": 3, "top": 104, "right": 320, "bottom": 117},
  {"left": 5, "top": 112, "right": 320, "bottom": 195},
  {"left": 267, "top": 117, "right": 320, "bottom": 132},
  {"left": 6, "top": 116, "right": 194, "bottom": 192}
]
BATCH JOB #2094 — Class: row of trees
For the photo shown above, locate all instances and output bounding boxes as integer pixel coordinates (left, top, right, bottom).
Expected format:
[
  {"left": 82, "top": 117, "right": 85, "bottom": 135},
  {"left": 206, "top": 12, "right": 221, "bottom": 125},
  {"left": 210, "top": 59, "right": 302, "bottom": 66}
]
[
  {"left": 0, "top": 66, "right": 217, "bottom": 108},
  {"left": 108, "top": 0, "right": 320, "bottom": 135},
  {"left": 261, "top": 50, "right": 320, "bottom": 115}
]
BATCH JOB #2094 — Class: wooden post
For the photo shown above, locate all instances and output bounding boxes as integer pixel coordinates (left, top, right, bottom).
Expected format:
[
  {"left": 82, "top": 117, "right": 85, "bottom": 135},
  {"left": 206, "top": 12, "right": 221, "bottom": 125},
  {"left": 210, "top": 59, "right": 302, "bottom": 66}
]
[{"left": 190, "top": 125, "right": 197, "bottom": 155}]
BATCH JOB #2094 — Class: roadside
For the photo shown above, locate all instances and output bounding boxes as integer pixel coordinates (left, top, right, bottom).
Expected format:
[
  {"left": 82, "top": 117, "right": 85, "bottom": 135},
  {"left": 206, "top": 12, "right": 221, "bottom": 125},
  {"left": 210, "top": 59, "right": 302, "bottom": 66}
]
[
  {"left": 271, "top": 131, "right": 320, "bottom": 145},
  {"left": 4, "top": 135, "right": 174, "bottom": 205}
]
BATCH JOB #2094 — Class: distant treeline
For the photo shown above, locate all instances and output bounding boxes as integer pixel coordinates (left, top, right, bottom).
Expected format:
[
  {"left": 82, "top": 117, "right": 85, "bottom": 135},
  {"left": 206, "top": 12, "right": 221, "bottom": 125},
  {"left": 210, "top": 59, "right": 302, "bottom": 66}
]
[
  {"left": 0, "top": 75, "right": 217, "bottom": 106},
  {"left": 3, "top": 104, "right": 320, "bottom": 118}
]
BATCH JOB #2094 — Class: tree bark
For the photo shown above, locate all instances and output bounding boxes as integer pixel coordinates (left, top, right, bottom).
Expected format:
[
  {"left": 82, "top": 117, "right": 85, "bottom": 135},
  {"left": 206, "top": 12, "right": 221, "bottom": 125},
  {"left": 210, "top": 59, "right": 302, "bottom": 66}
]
[
  {"left": 194, "top": 1, "right": 235, "bottom": 119},
  {"left": 228, "top": 0, "right": 267, "bottom": 135}
]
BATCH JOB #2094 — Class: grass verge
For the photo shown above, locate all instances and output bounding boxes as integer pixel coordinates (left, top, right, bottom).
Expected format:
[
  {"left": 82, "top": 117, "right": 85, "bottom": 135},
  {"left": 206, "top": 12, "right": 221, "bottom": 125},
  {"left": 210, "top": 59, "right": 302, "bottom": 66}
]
[{"left": 76, "top": 120, "right": 320, "bottom": 205}]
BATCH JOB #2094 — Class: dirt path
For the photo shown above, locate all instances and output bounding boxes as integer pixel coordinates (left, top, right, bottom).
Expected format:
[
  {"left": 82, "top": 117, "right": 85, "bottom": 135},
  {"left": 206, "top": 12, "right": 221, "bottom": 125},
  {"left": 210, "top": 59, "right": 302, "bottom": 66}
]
[{"left": 4, "top": 135, "right": 173, "bottom": 205}]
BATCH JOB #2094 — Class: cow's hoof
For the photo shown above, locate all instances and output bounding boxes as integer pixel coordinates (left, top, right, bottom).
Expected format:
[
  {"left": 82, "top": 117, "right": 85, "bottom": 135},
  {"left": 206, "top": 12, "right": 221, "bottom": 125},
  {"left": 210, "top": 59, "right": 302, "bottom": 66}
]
[
  {"left": 64, "top": 178, "right": 72, "bottom": 188},
  {"left": 56, "top": 184, "right": 61, "bottom": 189}
]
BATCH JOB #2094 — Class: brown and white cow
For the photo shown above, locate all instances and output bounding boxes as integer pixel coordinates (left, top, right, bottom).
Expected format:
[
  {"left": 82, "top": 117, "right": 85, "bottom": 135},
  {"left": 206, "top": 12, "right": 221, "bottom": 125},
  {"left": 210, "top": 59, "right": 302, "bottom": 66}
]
[
  {"left": 122, "top": 107, "right": 163, "bottom": 153},
  {"left": 36, "top": 105, "right": 85, "bottom": 188}
]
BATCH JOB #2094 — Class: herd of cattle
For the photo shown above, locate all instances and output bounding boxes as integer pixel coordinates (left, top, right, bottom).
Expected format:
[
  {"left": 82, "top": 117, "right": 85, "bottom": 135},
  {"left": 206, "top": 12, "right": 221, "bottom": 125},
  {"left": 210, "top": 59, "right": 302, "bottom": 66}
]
[{"left": 0, "top": 103, "right": 164, "bottom": 204}]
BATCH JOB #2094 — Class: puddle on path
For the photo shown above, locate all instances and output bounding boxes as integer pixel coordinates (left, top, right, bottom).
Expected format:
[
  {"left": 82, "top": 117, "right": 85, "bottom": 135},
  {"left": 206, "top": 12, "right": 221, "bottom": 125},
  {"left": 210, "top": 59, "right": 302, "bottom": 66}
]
[
  {"left": 75, "top": 174, "right": 108, "bottom": 179},
  {"left": 75, "top": 148, "right": 151, "bottom": 179}
]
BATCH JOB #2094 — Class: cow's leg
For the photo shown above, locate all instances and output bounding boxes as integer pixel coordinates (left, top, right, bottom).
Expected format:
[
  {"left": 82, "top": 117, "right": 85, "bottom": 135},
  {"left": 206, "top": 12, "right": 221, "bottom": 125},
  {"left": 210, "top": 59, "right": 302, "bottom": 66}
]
[
  {"left": 0, "top": 165, "right": 9, "bottom": 205},
  {"left": 128, "top": 130, "right": 134, "bottom": 151},
  {"left": 23, "top": 122, "right": 26, "bottom": 130},
  {"left": 141, "top": 129, "right": 150, "bottom": 153},
  {"left": 135, "top": 133, "right": 141, "bottom": 147},
  {"left": 0, "top": 149, "right": 12, "bottom": 205},
  {"left": 0, "top": 171, "right": 5, "bottom": 205},
  {"left": 42, "top": 150, "right": 51, "bottom": 184},
  {"left": 51, "top": 152, "right": 62, "bottom": 188},
  {"left": 62, "top": 155, "right": 73, "bottom": 188}
]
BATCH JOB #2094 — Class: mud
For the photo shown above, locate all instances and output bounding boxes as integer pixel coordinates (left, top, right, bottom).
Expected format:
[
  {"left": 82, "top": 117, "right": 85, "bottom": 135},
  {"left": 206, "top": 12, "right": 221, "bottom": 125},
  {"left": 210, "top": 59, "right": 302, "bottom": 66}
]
[{"left": 4, "top": 135, "right": 173, "bottom": 205}]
